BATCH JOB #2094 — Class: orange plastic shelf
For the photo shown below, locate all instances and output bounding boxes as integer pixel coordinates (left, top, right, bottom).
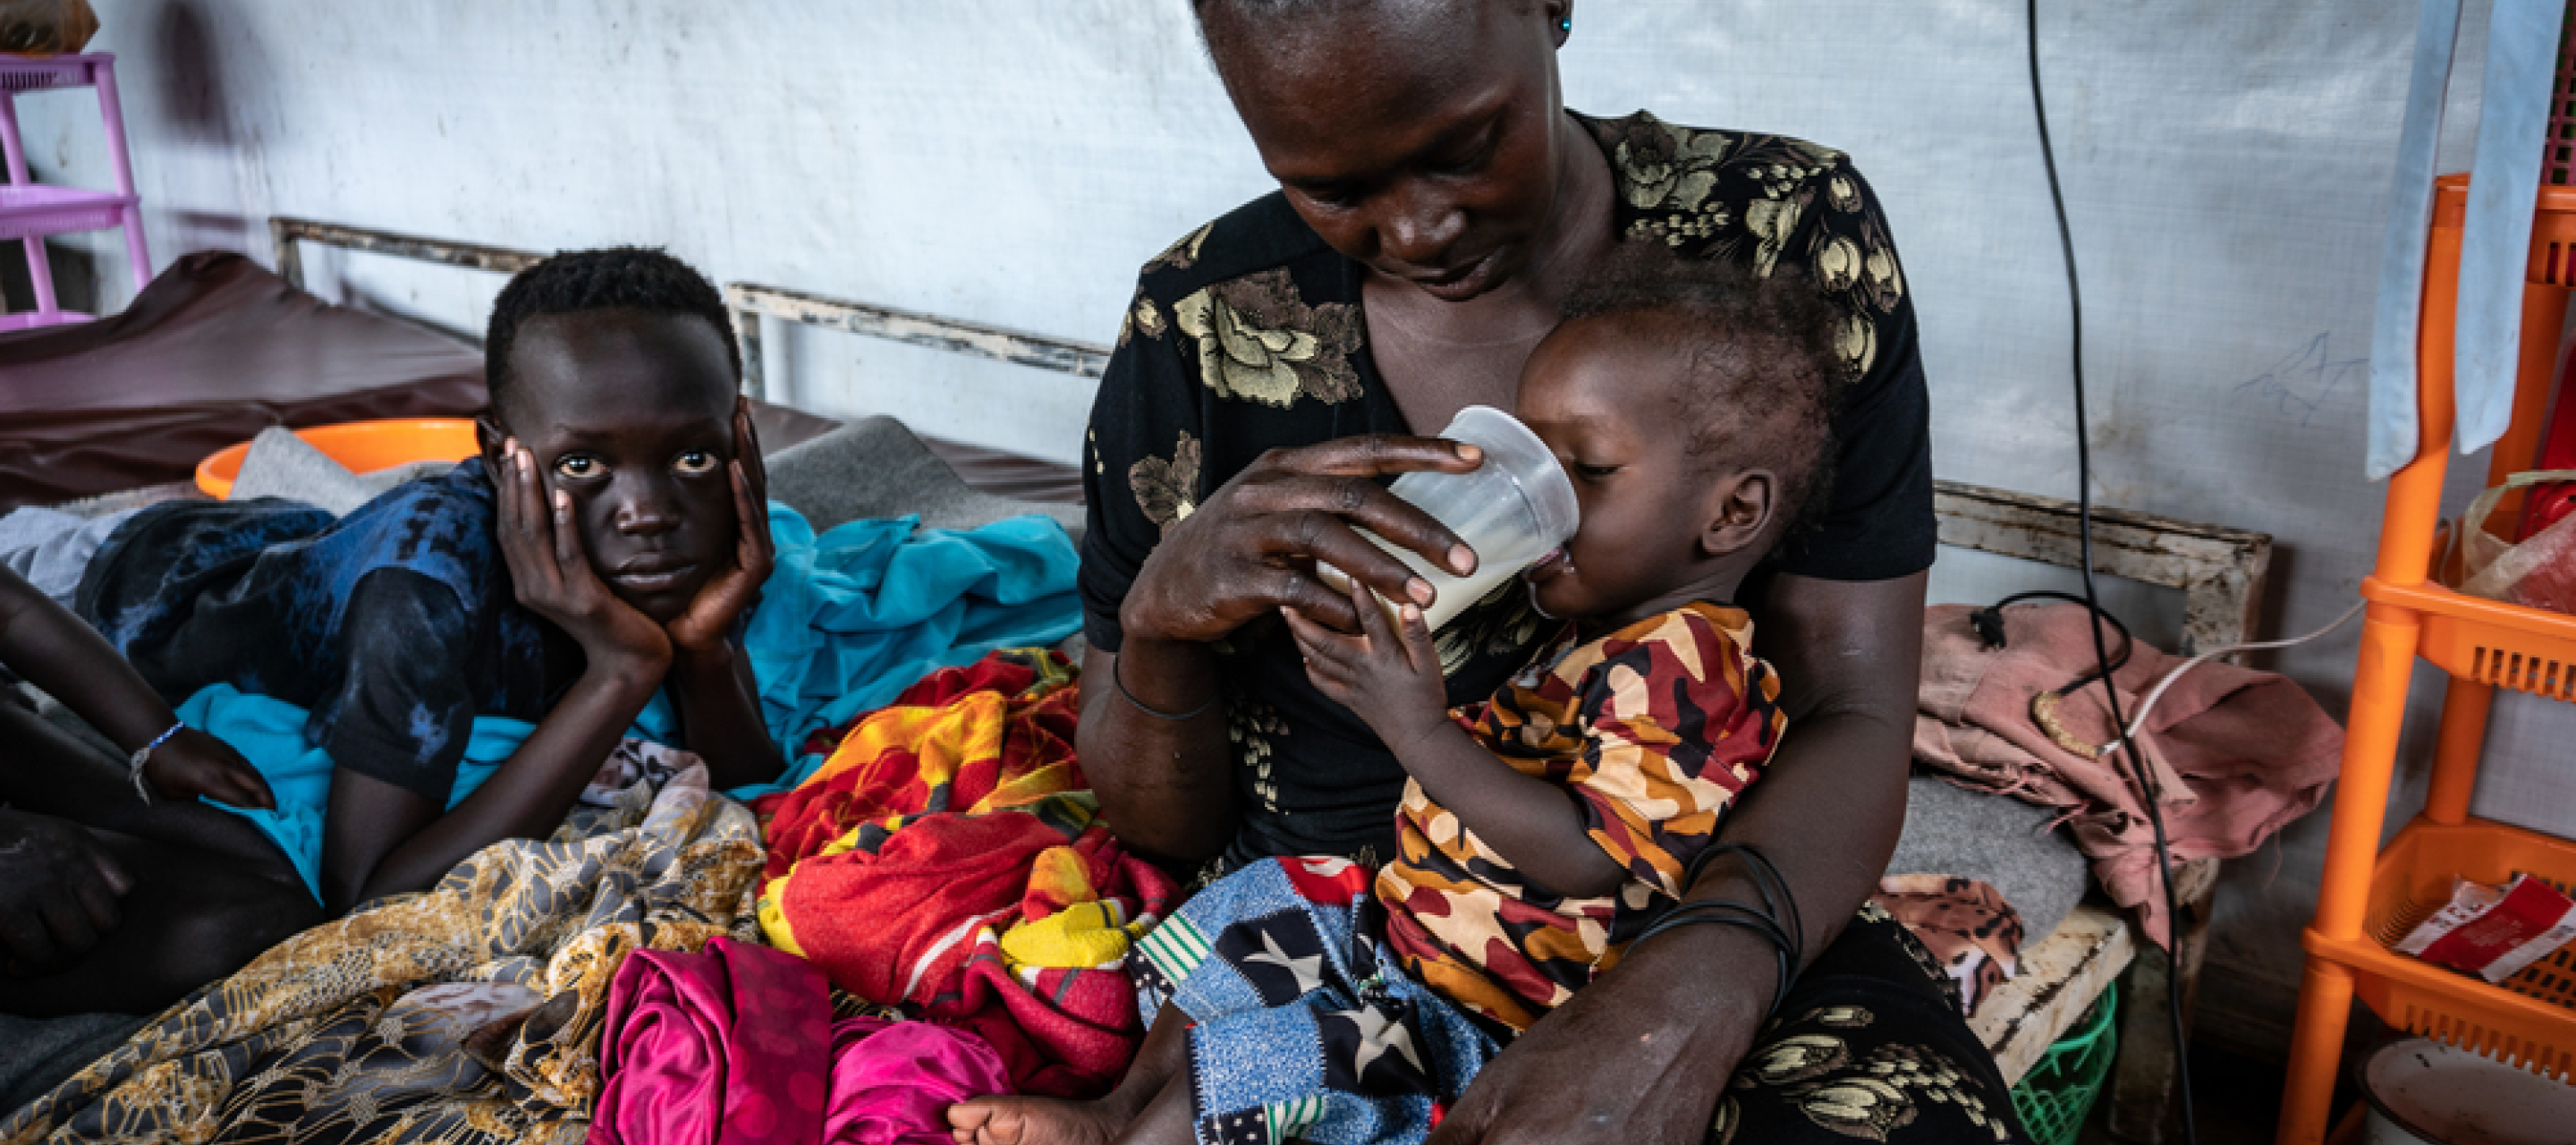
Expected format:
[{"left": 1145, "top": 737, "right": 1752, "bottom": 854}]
[
  {"left": 2283, "top": 168, "right": 2576, "bottom": 1145},
  {"left": 2302, "top": 818, "right": 2576, "bottom": 1078},
  {"left": 2433, "top": 176, "right": 2576, "bottom": 287},
  {"left": 2366, "top": 578, "right": 2576, "bottom": 700}
]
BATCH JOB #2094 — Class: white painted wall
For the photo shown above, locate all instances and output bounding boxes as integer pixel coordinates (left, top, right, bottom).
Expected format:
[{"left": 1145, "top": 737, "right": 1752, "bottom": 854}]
[{"left": 21, "top": 0, "right": 2536, "bottom": 1055}]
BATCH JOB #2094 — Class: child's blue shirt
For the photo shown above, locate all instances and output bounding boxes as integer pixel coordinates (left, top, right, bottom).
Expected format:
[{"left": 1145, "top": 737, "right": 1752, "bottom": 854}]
[{"left": 79, "top": 459, "right": 555, "bottom": 801}]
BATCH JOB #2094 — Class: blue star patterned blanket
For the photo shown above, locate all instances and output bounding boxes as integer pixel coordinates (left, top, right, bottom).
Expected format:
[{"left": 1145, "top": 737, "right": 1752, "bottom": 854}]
[{"left": 1131, "top": 857, "right": 1498, "bottom": 1145}]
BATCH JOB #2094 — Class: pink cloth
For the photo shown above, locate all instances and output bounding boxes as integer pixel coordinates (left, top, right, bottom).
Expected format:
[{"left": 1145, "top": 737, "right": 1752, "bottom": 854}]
[
  {"left": 590, "top": 937, "right": 1013, "bottom": 1145},
  {"left": 1911, "top": 603, "right": 2342, "bottom": 946},
  {"left": 824, "top": 1016, "right": 1015, "bottom": 1145}
]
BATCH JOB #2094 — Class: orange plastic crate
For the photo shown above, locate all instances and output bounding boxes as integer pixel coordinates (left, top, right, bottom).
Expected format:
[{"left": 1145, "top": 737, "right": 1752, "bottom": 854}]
[
  {"left": 2368, "top": 580, "right": 2576, "bottom": 700},
  {"left": 2305, "top": 819, "right": 2576, "bottom": 1079},
  {"left": 2282, "top": 140, "right": 2576, "bottom": 1145}
]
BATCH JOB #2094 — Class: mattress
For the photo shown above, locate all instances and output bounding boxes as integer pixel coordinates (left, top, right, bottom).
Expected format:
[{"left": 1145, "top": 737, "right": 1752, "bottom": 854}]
[
  {"left": 0, "top": 252, "right": 487, "bottom": 509},
  {"left": 0, "top": 251, "right": 848, "bottom": 510}
]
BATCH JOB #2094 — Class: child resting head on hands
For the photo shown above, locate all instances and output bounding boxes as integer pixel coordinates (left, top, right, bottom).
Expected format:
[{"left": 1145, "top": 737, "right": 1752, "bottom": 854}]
[
  {"left": 951, "top": 252, "right": 1841, "bottom": 1145},
  {"left": 0, "top": 249, "right": 784, "bottom": 1015}
]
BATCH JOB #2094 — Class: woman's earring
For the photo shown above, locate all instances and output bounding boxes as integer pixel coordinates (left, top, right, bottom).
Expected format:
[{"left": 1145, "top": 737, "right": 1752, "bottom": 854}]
[{"left": 1558, "top": 17, "right": 1572, "bottom": 32}]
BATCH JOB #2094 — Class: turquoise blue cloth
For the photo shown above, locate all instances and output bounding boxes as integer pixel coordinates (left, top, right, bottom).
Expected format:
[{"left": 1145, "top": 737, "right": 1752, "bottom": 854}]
[
  {"left": 182, "top": 507, "right": 1082, "bottom": 901},
  {"left": 634, "top": 507, "right": 1084, "bottom": 798},
  {"left": 177, "top": 684, "right": 517, "bottom": 901}
]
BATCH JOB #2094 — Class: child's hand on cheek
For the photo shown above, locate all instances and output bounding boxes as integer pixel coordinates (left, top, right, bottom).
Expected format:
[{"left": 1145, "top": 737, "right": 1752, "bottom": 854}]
[
  {"left": 666, "top": 404, "right": 774, "bottom": 657},
  {"left": 1281, "top": 580, "right": 1451, "bottom": 754},
  {"left": 496, "top": 440, "right": 673, "bottom": 670}
]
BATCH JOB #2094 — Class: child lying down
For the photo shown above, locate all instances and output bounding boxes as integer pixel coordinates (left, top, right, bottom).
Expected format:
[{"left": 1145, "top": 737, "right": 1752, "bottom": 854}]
[
  {"left": 952, "top": 258, "right": 1841, "bottom": 1145},
  {"left": 0, "top": 249, "right": 786, "bottom": 1014}
]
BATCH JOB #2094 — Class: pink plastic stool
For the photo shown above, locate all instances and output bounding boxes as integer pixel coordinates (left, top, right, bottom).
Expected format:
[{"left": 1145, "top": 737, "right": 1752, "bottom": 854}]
[{"left": 0, "top": 53, "right": 149, "bottom": 332}]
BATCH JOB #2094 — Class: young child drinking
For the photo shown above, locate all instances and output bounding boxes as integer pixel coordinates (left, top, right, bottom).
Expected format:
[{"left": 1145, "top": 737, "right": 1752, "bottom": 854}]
[
  {"left": 950, "top": 256, "right": 1841, "bottom": 1145},
  {"left": 0, "top": 248, "right": 786, "bottom": 1014}
]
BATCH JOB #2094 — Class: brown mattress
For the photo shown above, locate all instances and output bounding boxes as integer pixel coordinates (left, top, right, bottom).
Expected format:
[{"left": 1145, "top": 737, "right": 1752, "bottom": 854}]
[
  {"left": 0, "top": 252, "right": 489, "bottom": 510},
  {"left": 0, "top": 251, "right": 848, "bottom": 511}
]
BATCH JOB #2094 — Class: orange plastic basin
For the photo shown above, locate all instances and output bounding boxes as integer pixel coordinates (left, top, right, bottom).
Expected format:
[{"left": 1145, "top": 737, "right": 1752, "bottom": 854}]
[{"left": 196, "top": 419, "right": 480, "bottom": 499}]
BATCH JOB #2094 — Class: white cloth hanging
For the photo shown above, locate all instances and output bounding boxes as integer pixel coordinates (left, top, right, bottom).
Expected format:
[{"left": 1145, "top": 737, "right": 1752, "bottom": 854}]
[{"left": 2367, "top": 0, "right": 2566, "bottom": 479}]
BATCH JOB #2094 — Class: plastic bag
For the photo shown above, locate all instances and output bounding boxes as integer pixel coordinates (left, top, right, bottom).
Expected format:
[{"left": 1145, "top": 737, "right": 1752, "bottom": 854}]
[
  {"left": 2449, "top": 469, "right": 2576, "bottom": 613},
  {"left": 2394, "top": 873, "right": 2576, "bottom": 983},
  {"left": 0, "top": 1, "right": 95, "bottom": 58}
]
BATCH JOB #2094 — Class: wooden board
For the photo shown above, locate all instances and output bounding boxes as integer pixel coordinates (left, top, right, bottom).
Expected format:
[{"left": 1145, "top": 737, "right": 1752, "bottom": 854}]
[{"left": 1976, "top": 903, "right": 2137, "bottom": 1085}]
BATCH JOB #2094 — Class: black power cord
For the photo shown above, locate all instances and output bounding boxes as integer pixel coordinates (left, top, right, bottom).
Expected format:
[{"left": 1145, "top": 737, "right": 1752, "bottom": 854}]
[{"left": 2025, "top": 2, "right": 2199, "bottom": 1141}]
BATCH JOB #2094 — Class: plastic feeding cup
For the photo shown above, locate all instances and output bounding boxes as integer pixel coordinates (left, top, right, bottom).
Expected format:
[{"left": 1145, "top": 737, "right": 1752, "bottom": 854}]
[{"left": 1319, "top": 405, "right": 1580, "bottom": 632}]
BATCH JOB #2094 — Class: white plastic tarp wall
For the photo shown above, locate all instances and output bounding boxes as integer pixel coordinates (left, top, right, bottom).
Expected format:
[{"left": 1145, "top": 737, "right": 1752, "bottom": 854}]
[{"left": 18, "top": 0, "right": 2531, "bottom": 1052}]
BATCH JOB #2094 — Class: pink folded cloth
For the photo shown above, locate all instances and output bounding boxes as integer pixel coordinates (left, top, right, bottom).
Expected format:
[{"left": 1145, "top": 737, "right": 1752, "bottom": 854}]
[
  {"left": 592, "top": 937, "right": 835, "bottom": 1145},
  {"left": 590, "top": 936, "right": 1013, "bottom": 1145},
  {"left": 824, "top": 1016, "right": 1013, "bottom": 1144}
]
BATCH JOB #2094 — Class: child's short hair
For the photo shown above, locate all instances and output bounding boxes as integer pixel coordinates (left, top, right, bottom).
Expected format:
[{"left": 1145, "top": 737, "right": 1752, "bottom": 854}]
[
  {"left": 484, "top": 248, "right": 740, "bottom": 408},
  {"left": 1559, "top": 248, "right": 1841, "bottom": 539}
]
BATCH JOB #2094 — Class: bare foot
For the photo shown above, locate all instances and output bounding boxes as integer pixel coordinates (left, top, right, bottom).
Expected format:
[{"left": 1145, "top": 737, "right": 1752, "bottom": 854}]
[{"left": 946, "top": 1096, "right": 1124, "bottom": 1145}]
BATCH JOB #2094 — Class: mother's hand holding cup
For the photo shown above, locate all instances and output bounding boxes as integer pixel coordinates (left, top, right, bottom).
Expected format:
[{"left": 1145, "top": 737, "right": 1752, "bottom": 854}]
[
  {"left": 1116, "top": 432, "right": 1492, "bottom": 644},
  {"left": 1316, "top": 406, "right": 1580, "bottom": 632}
]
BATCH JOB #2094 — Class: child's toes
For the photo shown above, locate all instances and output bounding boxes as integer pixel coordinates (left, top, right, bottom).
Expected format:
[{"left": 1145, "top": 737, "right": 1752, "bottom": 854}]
[
  {"left": 944, "top": 1096, "right": 1114, "bottom": 1145},
  {"left": 976, "top": 1105, "right": 1029, "bottom": 1145},
  {"left": 945, "top": 1100, "right": 993, "bottom": 1141}
]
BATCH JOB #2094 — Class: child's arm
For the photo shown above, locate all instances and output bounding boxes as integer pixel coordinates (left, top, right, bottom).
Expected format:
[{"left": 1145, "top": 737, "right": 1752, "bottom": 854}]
[
  {"left": 322, "top": 442, "right": 675, "bottom": 912},
  {"left": 0, "top": 566, "right": 274, "bottom": 810},
  {"left": 1282, "top": 585, "right": 1626, "bottom": 899},
  {"left": 655, "top": 403, "right": 785, "bottom": 790}
]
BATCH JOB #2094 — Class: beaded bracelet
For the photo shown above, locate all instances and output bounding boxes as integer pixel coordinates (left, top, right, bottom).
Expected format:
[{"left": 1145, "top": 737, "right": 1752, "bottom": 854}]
[{"left": 127, "top": 721, "right": 183, "bottom": 805}]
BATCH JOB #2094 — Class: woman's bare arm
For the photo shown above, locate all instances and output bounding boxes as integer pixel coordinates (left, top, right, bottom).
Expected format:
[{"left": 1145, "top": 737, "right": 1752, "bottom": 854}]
[{"left": 1078, "top": 641, "right": 1237, "bottom": 861}]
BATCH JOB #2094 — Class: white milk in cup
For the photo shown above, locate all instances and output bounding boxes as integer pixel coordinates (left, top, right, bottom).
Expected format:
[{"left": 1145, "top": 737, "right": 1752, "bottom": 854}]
[{"left": 1316, "top": 405, "right": 1580, "bottom": 632}]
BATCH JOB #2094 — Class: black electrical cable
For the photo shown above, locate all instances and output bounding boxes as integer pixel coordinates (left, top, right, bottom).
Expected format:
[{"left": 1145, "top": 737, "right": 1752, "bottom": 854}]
[
  {"left": 1972, "top": 589, "right": 2137, "bottom": 696},
  {"left": 2025, "top": 2, "right": 2198, "bottom": 1141}
]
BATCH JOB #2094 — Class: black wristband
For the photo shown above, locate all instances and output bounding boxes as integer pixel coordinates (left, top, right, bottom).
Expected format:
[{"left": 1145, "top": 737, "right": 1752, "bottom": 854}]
[
  {"left": 1112, "top": 655, "right": 1218, "bottom": 722},
  {"left": 1684, "top": 841, "right": 1805, "bottom": 971},
  {"left": 1630, "top": 897, "right": 1799, "bottom": 1019}
]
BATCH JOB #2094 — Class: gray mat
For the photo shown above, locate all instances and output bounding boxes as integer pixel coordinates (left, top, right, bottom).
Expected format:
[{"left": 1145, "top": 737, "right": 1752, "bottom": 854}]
[
  {"left": 0, "top": 505, "right": 142, "bottom": 607},
  {"left": 762, "top": 417, "right": 1084, "bottom": 541},
  {"left": 1886, "top": 776, "right": 2089, "bottom": 942},
  {"left": 229, "top": 427, "right": 452, "bottom": 517}
]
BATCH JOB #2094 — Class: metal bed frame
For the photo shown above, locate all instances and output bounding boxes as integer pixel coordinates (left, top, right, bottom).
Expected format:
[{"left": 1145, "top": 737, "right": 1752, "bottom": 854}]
[
  {"left": 268, "top": 220, "right": 2272, "bottom": 1143},
  {"left": 270, "top": 216, "right": 545, "bottom": 295}
]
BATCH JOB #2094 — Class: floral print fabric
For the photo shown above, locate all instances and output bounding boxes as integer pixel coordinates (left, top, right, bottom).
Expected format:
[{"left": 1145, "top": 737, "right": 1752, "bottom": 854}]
[
  {"left": 1716, "top": 906, "right": 2025, "bottom": 1142},
  {"left": 0, "top": 747, "right": 763, "bottom": 1145},
  {"left": 1172, "top": 269, "right": 1363, "bottom": 409},
  {"left": 1604, "top": 117, "right": 1909, "bottom": 380}
]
